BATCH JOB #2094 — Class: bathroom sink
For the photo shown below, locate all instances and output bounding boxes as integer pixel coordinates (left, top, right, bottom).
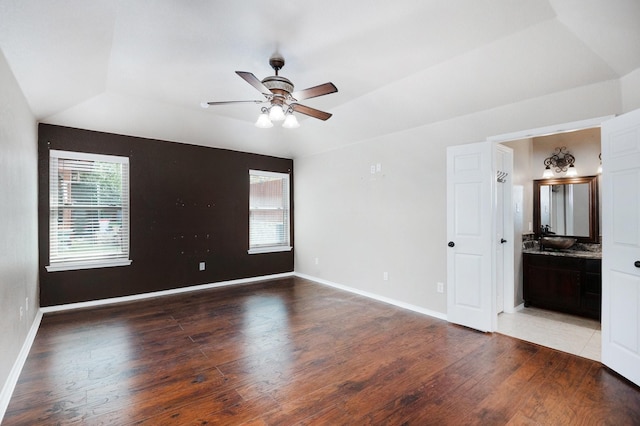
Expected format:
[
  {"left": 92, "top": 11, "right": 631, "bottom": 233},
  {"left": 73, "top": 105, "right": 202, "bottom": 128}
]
[{"left": 541, "top": 236, "right": 577, "bottom": 250}]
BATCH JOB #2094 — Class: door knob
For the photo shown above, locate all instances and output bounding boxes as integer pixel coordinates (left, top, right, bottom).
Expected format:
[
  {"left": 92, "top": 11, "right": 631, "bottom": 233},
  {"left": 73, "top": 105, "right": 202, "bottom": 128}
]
[
  {"left": 448, "top": 241, "right": 455, "bottom": 247},
  {"left": 500, "top": 238, "right": 507, "bottom": 244},
  {"left": 635, "top": 261, "right": 640, "bottom": 268}
]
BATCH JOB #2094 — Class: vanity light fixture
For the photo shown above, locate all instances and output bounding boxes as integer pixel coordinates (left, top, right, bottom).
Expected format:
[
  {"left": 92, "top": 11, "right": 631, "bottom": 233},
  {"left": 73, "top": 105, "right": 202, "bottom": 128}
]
[{"left": 543, "top": 146, "right": 576, "bottom": 178}]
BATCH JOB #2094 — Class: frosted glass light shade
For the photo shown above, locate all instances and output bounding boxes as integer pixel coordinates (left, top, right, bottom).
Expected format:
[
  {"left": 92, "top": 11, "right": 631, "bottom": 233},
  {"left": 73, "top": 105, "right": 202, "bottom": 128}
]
[
  {"left": 566, "top": 165, "right": 577, "bottom": 177},
  {"left": 255, "top": 112, "right": 273, "bottom": 128},
  {"left": 269, "top": 105, "right": 285, "bottom": 121},
  {"left": 543, "top": 167, "right": 554, "bottom": 179},
  {"left": 282, "top": 113, "right": 300, "bottom": 129}
]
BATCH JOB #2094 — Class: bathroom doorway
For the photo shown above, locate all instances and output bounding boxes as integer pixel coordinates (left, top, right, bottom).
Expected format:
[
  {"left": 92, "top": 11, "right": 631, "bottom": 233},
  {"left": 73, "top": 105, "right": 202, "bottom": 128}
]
[{"left": 488, "top": 116, "right": 610, "bottom": 360}]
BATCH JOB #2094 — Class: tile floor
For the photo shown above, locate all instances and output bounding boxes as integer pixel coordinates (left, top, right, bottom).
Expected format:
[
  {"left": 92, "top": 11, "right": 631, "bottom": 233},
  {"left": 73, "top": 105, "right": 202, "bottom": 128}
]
[{"left": 497, "top": 307, "right": 601, "bottom": 362}]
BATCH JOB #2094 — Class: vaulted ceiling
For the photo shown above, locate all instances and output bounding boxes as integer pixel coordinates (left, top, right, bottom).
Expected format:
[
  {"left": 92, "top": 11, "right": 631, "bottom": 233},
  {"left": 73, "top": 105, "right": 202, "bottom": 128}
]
[{"left": 1, "top": 0, "right": 639, "bottom": 158}]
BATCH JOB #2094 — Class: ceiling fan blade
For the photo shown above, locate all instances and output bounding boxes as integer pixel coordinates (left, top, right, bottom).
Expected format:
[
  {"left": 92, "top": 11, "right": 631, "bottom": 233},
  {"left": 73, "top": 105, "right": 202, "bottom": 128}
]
[
  {"left": 291, "top": 103, "right": 333, "bottom": 121},
  {"left": 291, "top": 82, "right": 337, "bottom": 101},
  {"left": 202, "top": 100, "right": 265, "bottom": 108},
  {"left": 236, "top": 71, "right": 271, "bottom": 95}
]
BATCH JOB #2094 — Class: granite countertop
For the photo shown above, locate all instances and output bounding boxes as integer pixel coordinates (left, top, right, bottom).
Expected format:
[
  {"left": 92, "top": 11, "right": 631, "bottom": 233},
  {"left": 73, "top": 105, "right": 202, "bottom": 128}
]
[
  {"left": 522, "top": 248, "right": 602, "bottom": 259},
  {"left": 522, "top": 240, "right": 602, "bottom": 259}
]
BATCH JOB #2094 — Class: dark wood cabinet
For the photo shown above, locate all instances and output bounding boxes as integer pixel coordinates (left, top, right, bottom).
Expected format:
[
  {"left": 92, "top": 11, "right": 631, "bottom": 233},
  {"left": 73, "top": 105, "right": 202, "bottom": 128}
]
[{"left": 523, "top": 253, "right": 601, "bottom": 320}]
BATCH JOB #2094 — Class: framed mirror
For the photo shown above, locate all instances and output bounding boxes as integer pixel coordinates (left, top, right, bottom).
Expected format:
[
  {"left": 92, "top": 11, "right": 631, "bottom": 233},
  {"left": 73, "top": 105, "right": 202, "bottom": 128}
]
[{"left": 533, "top": 176, "right": 599, "bottom": 243}]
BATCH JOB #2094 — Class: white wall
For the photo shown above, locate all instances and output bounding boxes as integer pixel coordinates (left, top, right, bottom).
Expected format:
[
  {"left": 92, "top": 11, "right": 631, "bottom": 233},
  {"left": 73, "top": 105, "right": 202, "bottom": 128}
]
[
  {"left": 295, "top": 79, "right": 622, "bottom": 316},
  {"left": 622, "top": 68, "right": 640, "bottom": 113},
  {"left": 0, "top": 48, "right": 39, "bottom": 413},
  {"left": 531, "top": 127, "right": 602, "bottom": 179}
]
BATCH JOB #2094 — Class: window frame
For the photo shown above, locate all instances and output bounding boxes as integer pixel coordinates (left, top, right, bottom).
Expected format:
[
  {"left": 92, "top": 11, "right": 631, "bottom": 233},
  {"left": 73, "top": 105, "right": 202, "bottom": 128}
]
[
  {"left": 46, "top": 149, "right": 132, "bottom": 272},
  {"left": 248, "top": 169, "right": 292, "bottom": 254}
]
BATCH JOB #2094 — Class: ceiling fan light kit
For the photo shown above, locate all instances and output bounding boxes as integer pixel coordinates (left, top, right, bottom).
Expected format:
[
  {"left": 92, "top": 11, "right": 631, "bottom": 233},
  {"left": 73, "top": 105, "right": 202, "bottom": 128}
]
[
  {"left": 255, "top": 108, "right": 274, "bottom": 128},
  {"left": 282, "top": 112, "right": 300, "bottom": 128},
  {"left": 202, "top": 54, "right": 337, "bottom": 129}
]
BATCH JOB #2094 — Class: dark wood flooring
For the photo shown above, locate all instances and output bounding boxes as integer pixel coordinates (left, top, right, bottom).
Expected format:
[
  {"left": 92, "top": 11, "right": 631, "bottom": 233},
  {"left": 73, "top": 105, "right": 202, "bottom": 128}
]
[{"left": 4, "top": 277, "right": 640, "bottom": 425}]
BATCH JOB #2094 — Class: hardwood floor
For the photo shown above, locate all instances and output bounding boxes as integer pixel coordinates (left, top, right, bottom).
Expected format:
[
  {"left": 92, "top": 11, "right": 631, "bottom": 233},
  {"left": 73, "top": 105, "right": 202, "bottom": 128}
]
[{"left": 4, "top": 277, "right": 640, "bottom": 425}]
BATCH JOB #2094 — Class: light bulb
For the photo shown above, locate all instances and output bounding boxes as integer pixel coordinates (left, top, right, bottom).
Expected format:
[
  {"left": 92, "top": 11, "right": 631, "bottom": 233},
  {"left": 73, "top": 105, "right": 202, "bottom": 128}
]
[
  {"left": 269, "top": 105, "right": 285, "bottom": 121},
  {"left": 255, "top": 112, "right": 273, "bottom": 128},
  {"left": 282, "top": 113, "right": 300, "bottom": 129}
]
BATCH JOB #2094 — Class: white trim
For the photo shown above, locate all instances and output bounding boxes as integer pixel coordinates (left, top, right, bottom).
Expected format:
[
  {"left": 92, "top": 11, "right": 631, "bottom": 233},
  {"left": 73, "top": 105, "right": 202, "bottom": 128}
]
[
  {"left": 295, "top": 272, "right": 448, "bottom": 321},
  {"left": 0, "top": 309, "right": 43, "bottom": 423},
  {"left": 50, "top": 149, "right": 129, "bottom": 164},
  {"left": 40, "top": 272, "right": 295, "bottom": 313},
  {"left": 46, "top": 259, "right": 132, "bottom": 272},
  {"left": 513, "top": 303, "right": 525, "bottom": 312},
  {"left": 248, "top": 246, "right": 292, "bottom": 254},
  {"left": 487, "top": 115, "right": 615, "bottom": 143}
]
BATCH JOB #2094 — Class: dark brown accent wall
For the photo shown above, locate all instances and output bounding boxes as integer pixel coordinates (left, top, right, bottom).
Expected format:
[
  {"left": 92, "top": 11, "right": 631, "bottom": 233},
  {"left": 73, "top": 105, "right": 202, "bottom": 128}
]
[{"left": 38, "top": 124, "right": 294, "bottom": 306}]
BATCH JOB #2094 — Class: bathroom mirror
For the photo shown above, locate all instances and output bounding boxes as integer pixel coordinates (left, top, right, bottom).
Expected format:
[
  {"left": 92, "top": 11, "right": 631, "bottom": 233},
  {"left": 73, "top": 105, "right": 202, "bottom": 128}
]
[{"left": 533, "top": 176, "right": 599, "bottom": 243}]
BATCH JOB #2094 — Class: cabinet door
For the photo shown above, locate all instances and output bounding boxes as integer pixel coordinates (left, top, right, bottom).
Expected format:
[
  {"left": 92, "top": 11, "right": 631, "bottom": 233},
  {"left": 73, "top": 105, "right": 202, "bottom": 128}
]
[{"left": 526, "top": 263, "right": 581, "bottom": 311}]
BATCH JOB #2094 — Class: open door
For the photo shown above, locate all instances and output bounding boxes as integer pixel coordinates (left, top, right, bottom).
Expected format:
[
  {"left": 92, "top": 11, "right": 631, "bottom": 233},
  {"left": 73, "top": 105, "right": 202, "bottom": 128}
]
[
  {"left": 601, "top": 108, "right": 640, "bottom": 387},
  {"left": 447, "top": 141, "right": 495, "bottom": 332}
]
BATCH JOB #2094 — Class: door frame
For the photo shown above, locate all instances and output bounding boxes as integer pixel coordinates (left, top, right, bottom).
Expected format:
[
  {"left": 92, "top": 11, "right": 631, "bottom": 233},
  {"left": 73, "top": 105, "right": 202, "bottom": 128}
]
[{"left": 487, "top": 115, "right": 614, "bottom": 316}]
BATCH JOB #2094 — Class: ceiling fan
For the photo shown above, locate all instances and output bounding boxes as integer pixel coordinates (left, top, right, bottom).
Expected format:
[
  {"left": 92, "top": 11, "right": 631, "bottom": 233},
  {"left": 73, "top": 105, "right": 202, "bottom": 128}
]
[{"left": 201, "top": 54, "right": 338, "bottom": 128}]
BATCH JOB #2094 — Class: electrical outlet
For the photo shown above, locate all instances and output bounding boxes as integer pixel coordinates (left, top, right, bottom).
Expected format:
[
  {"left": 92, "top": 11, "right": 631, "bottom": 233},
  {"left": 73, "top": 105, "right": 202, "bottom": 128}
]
[
  {"left": 19, "top": 306, "right": 24, "bottom": 321},
  {"left": 437, "top": 282, "right": 444, "bottom": 293},
  {"left": 315, "top": 257, "right": 319, "bottom": 265},
  {"left": 25, "top": 297, "right": 29, "bottom": 313},
  {"left": 370, "top": 165, "right": 376, "bottom": 174},
  {"left": 199, "top": 262, "right": 205, "bottom": 271},
  {"left": 383, "top": 272, "right": 389, "bottom": 281}
]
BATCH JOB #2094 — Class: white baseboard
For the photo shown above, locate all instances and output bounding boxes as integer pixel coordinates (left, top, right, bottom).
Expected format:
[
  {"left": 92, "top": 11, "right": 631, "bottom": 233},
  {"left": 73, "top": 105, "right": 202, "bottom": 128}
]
[
  {"left": 295, "top": 272, "right": 448, "bottom": 321},
  {"left": 0, "top": 309, "right": 43, "bottom": 423},
  {"left": 40, "top": 272, "right": 296, "bottom": 313}
]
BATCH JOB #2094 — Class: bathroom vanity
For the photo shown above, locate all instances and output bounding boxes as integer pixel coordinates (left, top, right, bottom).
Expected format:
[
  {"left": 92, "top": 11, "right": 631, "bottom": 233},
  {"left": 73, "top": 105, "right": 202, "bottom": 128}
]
[
  {"left": 524, "top": 174, "right": 601, "bottom": 320},
  {"left": 523, "top": 249, "right": 601, "bottom": 319}
]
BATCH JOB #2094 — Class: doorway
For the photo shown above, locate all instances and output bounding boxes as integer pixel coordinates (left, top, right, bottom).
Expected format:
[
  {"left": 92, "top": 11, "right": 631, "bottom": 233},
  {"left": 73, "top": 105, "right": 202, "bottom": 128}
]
[{"left": 488, "top": 116, "right": 610, "bottom": 360}]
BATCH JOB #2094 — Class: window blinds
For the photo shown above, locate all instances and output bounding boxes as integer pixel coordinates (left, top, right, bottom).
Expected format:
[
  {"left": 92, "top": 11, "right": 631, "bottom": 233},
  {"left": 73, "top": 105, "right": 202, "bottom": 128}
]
[
  {"left": 49, "top": 150, "right": 130, "bottom": 269},
  {"left": 249, "top": 170, "right": 290, "bottom": 251}
]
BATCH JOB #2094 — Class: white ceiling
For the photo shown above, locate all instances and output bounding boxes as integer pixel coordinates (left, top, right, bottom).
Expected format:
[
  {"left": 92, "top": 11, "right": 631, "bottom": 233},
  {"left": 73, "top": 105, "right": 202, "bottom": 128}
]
[{"left": 1, "top": 0, "right": 639, "bottom": 158}]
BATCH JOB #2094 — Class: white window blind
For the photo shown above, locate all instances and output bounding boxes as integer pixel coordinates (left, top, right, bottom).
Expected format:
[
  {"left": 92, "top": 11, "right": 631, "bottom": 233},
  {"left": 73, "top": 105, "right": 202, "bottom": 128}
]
[
  {"left": 249, "top": 170, "right": 291, "bottom": 254},
  {"left": 48, "top": 150, "right": 131, "bottom": 271}
]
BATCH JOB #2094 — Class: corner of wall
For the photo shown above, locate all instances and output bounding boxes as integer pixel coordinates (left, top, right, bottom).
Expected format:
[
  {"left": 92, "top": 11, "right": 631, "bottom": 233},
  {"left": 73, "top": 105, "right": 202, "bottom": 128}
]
[
  {"left": 621, "top": 68, "right": 640, "bottom": 113},
  {"left": 0, "top": 310, "right": 42, "bottom": 423}
]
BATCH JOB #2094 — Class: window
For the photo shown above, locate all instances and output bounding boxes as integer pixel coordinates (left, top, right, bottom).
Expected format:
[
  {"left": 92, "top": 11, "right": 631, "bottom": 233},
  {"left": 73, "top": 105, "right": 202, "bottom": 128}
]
[
  {"left": 47, "top": 150, "right": 131, "bottom": 271},
  {"left": 248, "top": 170, "right": 291, "bottom": 254}
]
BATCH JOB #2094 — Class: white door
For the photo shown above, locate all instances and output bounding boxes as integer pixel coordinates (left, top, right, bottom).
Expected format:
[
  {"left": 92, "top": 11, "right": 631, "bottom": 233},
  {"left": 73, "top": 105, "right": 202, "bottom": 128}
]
[
  {"left": 601, "top": 108, "right": 640, "bottom": 387},
  {"left": 447, "top": 141, "right": 495, "bottom": 332},
  {"left": 494, "top": 145, "right": 514, "bottom": 314}
]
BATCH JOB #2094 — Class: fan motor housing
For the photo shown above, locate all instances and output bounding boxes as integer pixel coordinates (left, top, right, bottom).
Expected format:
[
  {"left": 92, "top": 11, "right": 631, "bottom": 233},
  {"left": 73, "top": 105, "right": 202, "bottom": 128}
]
[{"left": 262, "top": 75, "right": 294, "bottom": 94}]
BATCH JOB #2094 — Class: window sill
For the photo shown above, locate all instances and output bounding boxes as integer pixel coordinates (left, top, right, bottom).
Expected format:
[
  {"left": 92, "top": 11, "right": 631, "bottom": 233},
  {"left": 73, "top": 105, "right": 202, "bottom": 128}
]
[
  {"left": 248, "top": 246, "right": 292, "bottom": 255},
  {"left": 46, "top": 259, "right": 132, "bottom": 272}
]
